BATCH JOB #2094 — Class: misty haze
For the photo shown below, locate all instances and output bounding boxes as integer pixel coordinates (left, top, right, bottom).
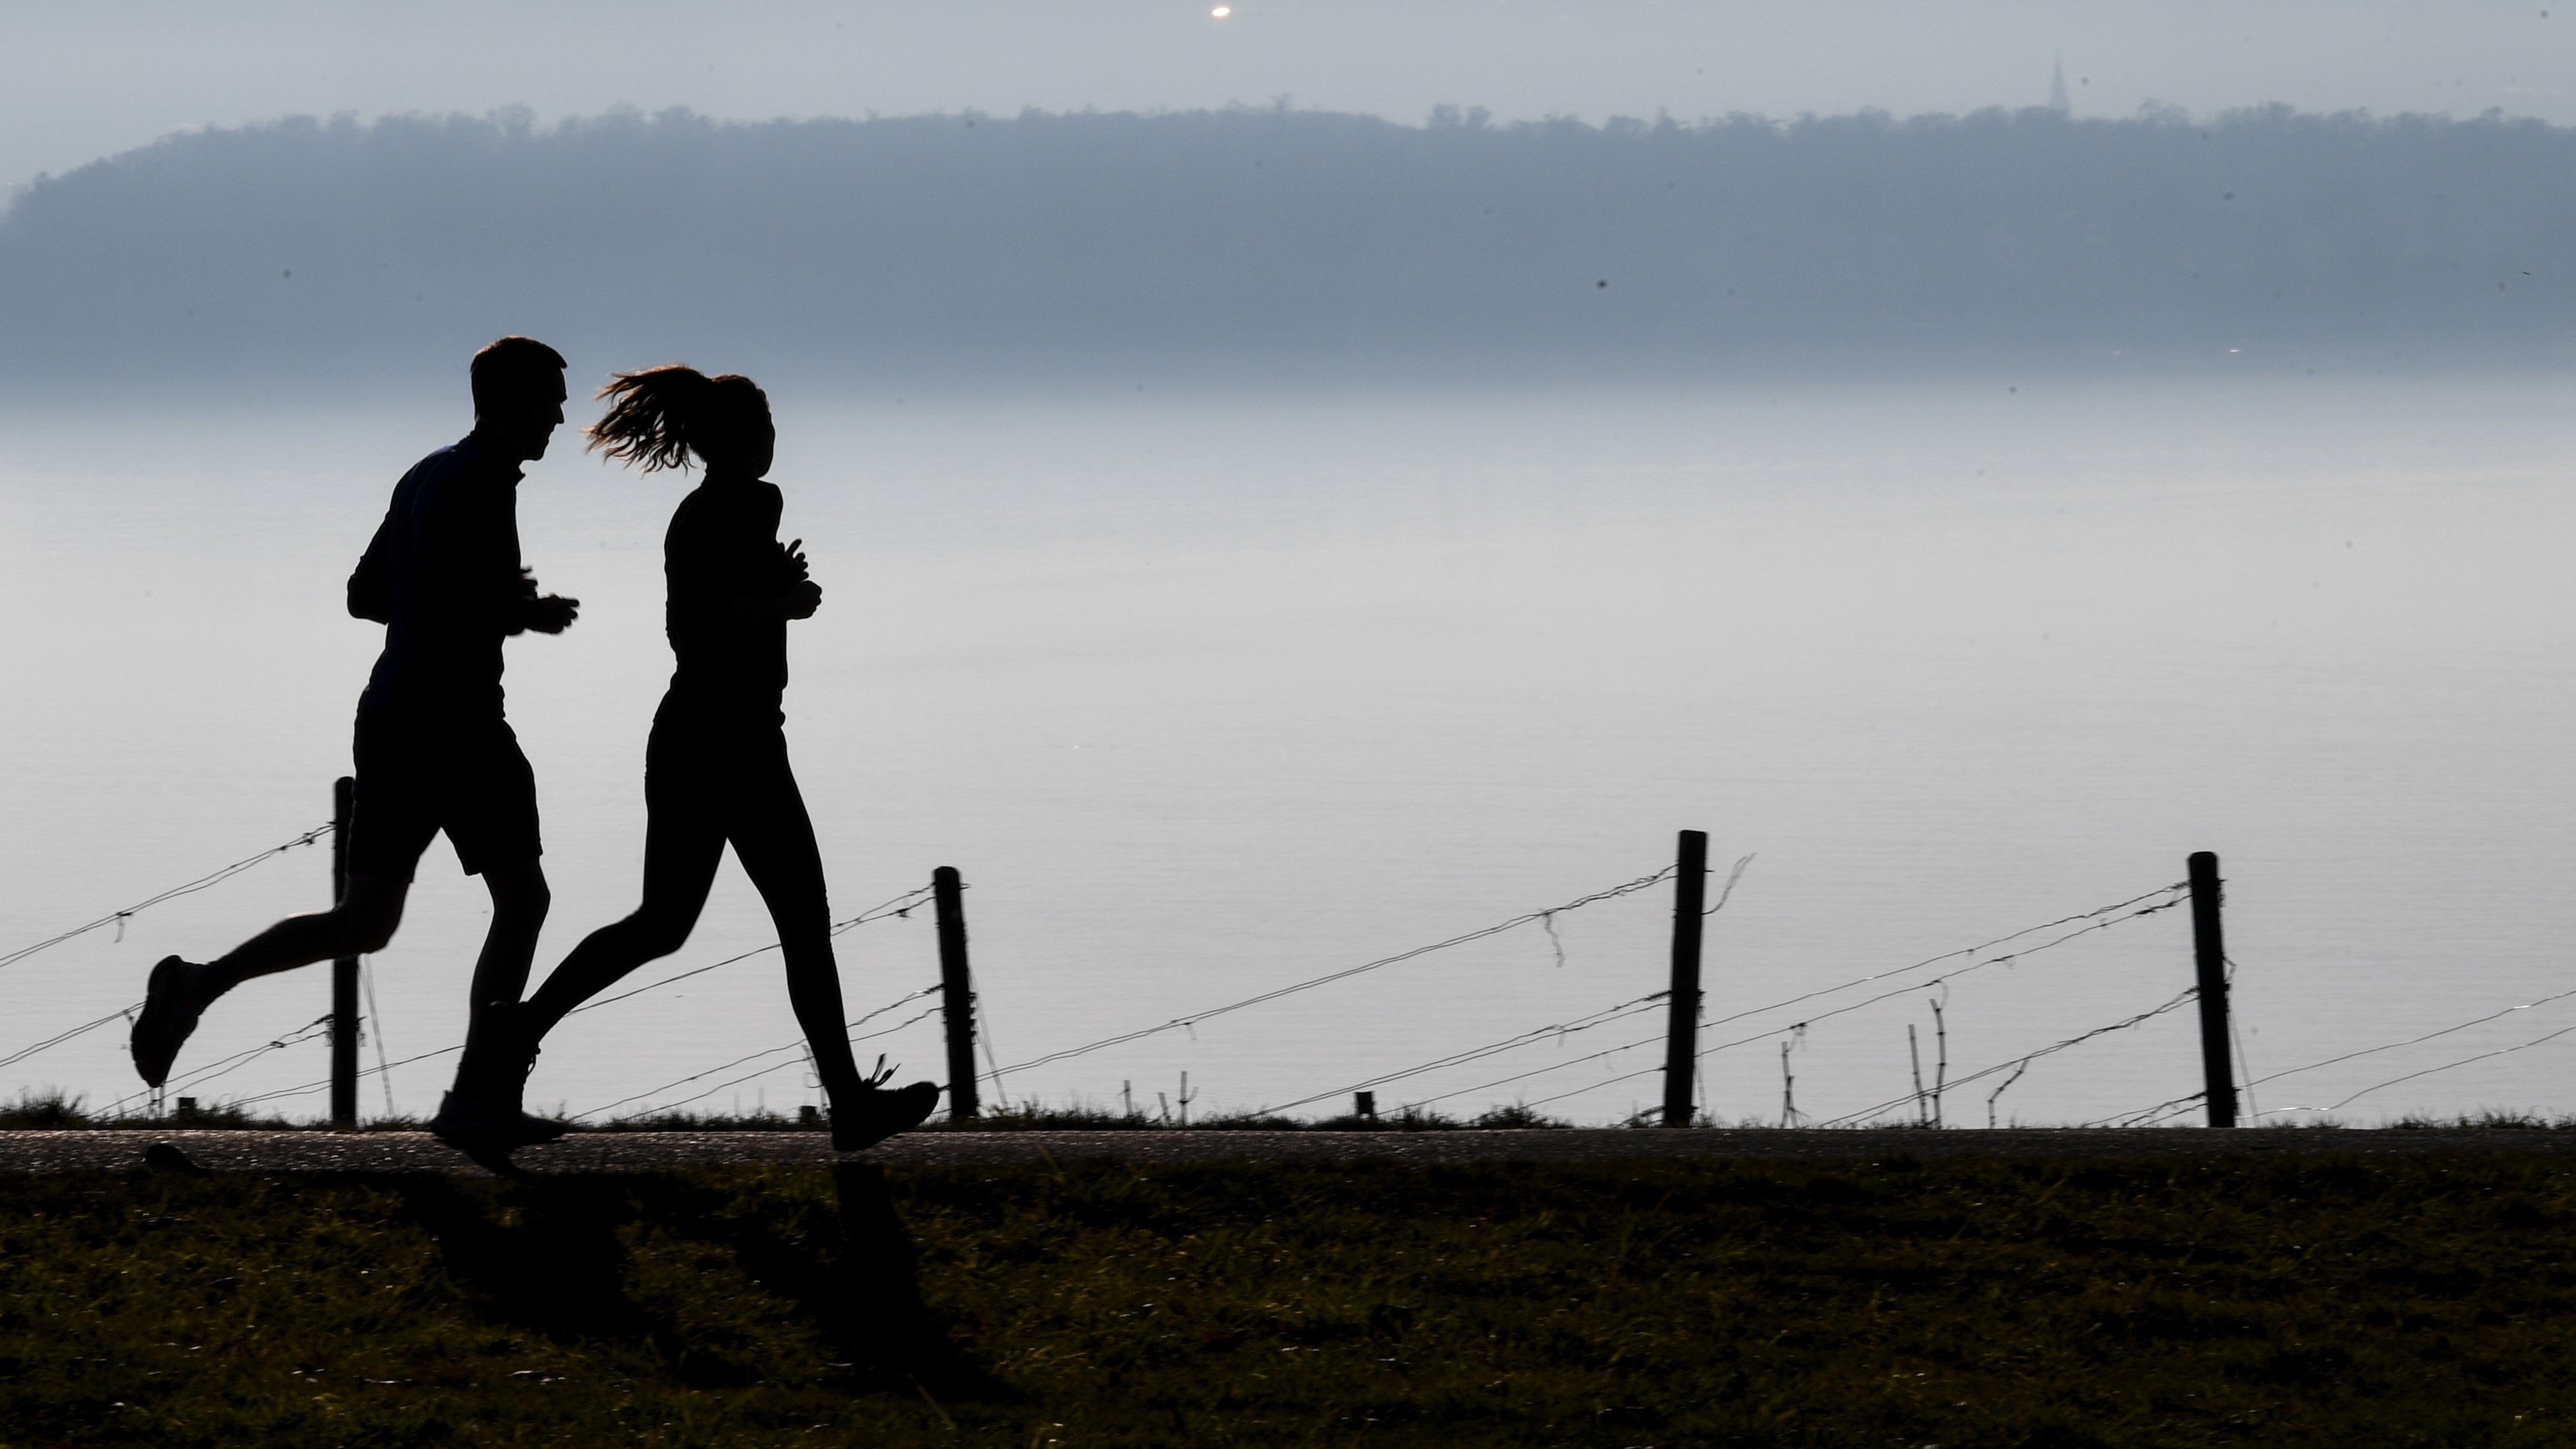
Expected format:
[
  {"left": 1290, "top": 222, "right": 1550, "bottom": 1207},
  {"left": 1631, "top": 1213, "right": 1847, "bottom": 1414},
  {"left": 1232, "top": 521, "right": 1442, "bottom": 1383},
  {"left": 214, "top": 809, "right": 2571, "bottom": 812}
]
[
  {"left": 1, "top": 97, "right": 2571, "bottom": 1136},
  {"left": 13, "top": 0, "right": 2576, "bottom": 1427}
]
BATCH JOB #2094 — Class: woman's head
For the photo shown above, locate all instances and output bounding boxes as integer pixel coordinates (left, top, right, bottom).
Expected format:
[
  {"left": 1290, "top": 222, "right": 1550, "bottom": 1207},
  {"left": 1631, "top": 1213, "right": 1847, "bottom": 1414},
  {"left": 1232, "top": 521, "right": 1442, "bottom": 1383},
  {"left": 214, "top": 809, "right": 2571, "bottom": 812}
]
[{"left": 587, "top": 365, "right": 773, "bottom": 477}]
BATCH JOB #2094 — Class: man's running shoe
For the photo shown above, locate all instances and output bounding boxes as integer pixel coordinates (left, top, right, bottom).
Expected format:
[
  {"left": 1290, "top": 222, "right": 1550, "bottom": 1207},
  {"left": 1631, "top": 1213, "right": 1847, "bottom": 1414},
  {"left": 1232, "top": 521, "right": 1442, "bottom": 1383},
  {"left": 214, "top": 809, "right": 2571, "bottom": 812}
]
[
  {"left": 435, "top": 1005, "right": 564, "bottom": 1134},
  {"left": 429, "top": 1091, "right": 568, "bottom": 1175},
  {"left": 131, "top": 956, "right": 212, "bottom": 1089},
  {"left": 831, "top": 1080, "right": 941, "bottom": 1153}
]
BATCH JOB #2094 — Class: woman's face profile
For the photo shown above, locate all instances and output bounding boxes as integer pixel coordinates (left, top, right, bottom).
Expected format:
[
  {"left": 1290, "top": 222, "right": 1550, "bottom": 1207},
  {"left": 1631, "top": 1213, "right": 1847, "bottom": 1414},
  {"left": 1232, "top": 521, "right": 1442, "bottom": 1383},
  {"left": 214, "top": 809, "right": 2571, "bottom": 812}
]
[{"left": 703, "top": 408, "right": 776, "bottom": 478}]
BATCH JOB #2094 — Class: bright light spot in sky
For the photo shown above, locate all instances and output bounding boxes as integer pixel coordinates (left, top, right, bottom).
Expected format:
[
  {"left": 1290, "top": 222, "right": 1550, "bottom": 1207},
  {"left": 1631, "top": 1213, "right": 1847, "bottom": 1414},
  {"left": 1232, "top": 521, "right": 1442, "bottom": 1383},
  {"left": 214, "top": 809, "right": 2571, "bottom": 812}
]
[{"left": 1210, "top": 6, "right": 1230, "bottom": 16}]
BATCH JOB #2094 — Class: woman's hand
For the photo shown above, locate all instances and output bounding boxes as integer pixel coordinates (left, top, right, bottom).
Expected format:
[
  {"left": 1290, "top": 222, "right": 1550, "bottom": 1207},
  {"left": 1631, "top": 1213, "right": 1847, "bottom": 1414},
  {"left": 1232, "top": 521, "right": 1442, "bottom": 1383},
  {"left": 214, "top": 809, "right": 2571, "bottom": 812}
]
[{"left": 732, "top": 580, "right": 822, "bottom": 622}]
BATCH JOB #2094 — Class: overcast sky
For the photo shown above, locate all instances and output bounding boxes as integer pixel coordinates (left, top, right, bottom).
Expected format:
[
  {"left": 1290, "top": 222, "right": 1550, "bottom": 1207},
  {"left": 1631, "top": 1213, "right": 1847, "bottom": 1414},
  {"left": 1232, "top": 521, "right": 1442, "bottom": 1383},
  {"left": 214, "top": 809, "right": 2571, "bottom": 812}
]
[{"left": 8, "top": 1, "right": 2574, "bottom": 192}]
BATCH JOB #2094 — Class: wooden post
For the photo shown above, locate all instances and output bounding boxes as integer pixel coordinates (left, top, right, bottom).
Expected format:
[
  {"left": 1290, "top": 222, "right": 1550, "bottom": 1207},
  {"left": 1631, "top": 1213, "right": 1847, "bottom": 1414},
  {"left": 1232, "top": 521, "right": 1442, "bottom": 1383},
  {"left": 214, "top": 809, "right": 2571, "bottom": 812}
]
[
  {"left": 933, "top": 866, "right": 979, "bottom": 1121},
  {"left": 2187, "top": 851, "right": 2238, "bottom": 1129},
  {"left": 1660, "top": 830, "right": 1710, "bottom": 1127},
  {"left": 329, "top": 776, "right": 358, "bottom": 1130}
]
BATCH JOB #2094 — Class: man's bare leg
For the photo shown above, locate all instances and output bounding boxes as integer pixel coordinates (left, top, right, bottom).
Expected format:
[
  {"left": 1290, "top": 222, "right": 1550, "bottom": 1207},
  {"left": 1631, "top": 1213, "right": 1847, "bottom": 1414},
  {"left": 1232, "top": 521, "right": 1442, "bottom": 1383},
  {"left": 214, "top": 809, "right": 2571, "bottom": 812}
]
[
  {"left": 131, "top": 873, "right": 410, "bottom": 1088},
  {"left": 460, "top": 857, "right": 550, "bottom": 1063},
  {"left": 430, "top": 858, "right": 564, "bottom": 1161},
  {"left": 204, "top": 873, "right": 410, "bottom": 993}
]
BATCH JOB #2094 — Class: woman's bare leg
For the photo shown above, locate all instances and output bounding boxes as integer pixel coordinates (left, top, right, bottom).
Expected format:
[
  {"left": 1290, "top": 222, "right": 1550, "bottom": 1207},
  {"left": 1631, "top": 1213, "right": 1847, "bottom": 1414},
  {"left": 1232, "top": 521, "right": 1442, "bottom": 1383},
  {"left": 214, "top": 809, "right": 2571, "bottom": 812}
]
[{"left": 519, "top": 811, "right": 725, "bottom": 1039}]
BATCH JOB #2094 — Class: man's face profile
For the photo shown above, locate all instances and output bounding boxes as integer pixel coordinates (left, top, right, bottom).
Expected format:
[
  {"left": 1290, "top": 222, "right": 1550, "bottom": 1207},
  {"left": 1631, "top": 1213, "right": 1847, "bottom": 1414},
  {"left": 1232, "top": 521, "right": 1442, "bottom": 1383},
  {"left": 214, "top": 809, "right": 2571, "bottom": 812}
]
[{"left": 490, "top": 373, "right": 568, "bottom": 463}]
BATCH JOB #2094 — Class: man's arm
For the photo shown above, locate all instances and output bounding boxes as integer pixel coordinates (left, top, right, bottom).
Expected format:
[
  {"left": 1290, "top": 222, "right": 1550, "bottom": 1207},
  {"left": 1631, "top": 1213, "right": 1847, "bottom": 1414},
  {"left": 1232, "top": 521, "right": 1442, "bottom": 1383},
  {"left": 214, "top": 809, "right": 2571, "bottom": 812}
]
[
  {"left": 484, "top": 477, "right": 578, "bottom": 636},
  {"left": 516, "top": 584, "right": 581, "bottom": 635},
  {"left": 347, "top": 516, "right": 393, "bottom": 623}
]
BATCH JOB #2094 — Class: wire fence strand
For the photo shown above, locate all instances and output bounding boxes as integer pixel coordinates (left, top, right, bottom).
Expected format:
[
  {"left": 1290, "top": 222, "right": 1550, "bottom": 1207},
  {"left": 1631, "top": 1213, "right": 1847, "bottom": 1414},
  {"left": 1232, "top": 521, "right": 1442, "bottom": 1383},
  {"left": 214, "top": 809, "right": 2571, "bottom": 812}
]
[
  {"left": 578, "top": 985, "right": 943, "bottom": 1121},
  {"left": 1386, "top": 884, "right": 2190, "bottom": 1116},
  {"left": 1266, "top": 992, "right": 1672, "bottom": 1114},
  {"left": 0, "top": 1004, "right": 142, "bottom": 1074},
  {"left": 596, "top": 1003, "right": 944, "bottom": 1123},
  {"left": 993, "top": 865, "right": 1681, "bottom": 1079},
  {"left": 1807, "top": 985, "right": 2202, "bottom": 1128},
  {"left": 0, "top": 821, "right": 335, "bottom": 974},
  {"left": 72, "top": 881, "right": 940, "bottom": 1120},
  {"left": 2265, "top": 1018, "right": 2576, "bottom": 1117},
  {"left": 561, "top": 883, "right": 938, "bottom": 1018}
]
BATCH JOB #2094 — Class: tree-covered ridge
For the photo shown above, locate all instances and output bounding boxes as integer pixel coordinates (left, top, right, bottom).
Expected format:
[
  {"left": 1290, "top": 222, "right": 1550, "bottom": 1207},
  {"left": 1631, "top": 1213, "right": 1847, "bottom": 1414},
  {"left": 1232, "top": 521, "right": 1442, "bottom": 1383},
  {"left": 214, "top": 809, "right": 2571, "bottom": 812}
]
[{"left": 4, "top": 104, "right": 2569, "bottom": 380}]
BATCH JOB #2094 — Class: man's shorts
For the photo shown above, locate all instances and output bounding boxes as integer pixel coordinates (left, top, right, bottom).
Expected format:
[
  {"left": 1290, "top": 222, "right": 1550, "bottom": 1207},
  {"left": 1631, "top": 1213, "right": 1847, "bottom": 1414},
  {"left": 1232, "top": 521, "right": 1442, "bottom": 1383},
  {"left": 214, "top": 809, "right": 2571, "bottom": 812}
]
[{"left": 346, "top": 708, "right": 543, "bottom": 881}]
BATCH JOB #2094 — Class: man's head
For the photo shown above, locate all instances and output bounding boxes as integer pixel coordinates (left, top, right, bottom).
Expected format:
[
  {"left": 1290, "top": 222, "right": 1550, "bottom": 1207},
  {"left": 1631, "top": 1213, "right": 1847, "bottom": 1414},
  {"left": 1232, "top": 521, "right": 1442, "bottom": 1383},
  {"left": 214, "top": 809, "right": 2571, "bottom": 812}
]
[{"left": 470, "top": 336, "right": 570, "bottom": 462}]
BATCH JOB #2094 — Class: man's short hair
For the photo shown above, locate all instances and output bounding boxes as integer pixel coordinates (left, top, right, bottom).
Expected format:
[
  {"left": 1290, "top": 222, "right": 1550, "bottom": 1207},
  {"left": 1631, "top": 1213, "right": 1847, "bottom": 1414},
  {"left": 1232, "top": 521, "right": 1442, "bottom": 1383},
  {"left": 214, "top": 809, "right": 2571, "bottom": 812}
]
[{"left": 470, "top": 336, "right": 568, "bottom": 419}]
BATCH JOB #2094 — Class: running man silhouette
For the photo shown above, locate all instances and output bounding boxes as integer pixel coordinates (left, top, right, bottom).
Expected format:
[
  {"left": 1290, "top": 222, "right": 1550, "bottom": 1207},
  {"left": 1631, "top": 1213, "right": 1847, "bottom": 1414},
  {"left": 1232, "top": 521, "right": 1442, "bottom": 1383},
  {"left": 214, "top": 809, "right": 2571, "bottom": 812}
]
[
  {"left": 489, "top": 365, "right": 938, "bottom": 1155},
  {"left": 130, "top": 337, "right": 582, "bottom": 1158}
]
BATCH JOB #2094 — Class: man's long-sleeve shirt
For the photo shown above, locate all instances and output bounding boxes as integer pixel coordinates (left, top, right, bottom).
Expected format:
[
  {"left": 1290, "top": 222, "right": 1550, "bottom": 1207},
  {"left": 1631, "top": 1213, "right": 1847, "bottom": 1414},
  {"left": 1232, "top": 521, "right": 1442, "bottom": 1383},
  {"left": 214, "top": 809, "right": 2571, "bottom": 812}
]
[{"left": 346, "top": 434, "right": 539, "bottom": 721}]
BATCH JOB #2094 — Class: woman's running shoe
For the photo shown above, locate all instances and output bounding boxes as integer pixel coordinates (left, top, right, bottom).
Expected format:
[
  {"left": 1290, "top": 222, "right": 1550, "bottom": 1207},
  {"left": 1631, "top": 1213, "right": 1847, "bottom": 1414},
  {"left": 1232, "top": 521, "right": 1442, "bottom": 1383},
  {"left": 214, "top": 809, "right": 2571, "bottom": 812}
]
[{"left": 831, "top": 1081, "right": 941, "bottom": 1152}]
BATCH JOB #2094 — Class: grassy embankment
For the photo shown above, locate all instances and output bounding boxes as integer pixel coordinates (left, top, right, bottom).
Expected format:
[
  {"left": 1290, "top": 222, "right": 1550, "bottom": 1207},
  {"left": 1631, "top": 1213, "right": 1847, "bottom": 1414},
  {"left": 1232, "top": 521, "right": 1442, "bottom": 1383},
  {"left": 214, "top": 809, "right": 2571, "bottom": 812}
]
[{"left": 2, "top": 1152, "right": 2573, "bottom": 1447}]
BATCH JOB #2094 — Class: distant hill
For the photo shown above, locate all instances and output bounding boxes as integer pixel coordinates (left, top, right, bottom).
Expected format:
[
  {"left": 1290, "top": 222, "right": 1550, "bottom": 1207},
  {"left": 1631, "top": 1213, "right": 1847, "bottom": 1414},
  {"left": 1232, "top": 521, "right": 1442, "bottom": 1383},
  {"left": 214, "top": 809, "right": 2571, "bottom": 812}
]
[{"left": 3, "top": 104, "right": 2571, "bottom": 387}]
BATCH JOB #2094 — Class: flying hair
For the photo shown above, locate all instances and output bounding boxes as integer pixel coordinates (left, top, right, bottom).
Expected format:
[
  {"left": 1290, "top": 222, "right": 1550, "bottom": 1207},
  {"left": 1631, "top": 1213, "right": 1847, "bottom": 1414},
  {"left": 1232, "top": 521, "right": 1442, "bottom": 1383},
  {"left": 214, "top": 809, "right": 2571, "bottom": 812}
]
[{"left": 588, "top": 364, "right": 769, "bottom": 472}]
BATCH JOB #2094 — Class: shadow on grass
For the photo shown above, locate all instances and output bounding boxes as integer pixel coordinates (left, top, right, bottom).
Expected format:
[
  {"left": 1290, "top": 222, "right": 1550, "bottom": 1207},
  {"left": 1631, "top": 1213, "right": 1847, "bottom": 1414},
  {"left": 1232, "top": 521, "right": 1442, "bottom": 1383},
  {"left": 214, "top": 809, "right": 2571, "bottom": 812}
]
[{"left": 395, "top": 1163, "right": 1001, "bottom": 1399}]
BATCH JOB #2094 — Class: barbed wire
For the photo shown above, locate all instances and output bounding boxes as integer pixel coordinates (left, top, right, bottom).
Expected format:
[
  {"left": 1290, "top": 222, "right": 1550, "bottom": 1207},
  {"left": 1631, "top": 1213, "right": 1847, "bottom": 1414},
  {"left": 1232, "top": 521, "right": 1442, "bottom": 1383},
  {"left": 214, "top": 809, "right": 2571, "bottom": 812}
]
[
  {"left": 2241, "top": 980, "right": 2576, "bottom": 1099},
  {"left": 0, "top": 1003, "right": 141, "bottom": 1073},
  {"left": 2086, "top": 1092, "right": 2207, "bottom": 1128},
  {"left": 1806, "top": 985, "right": 2202, "bottom": 1128},
  {"left": 96, "top": 1013, "right": 344, "bottom": 1119},
  {"left": 1399, "top": 883, "right": 2189, "bottom": 1115},
  {"left": 1265, "top": 991, "right": 1672, "bottom": 1114},
  {"left": 578, "top": 985, "right": 943, "bottom": 1120},
  {"left": 16, "top": 854, "right": 2220, "bottom": 1130},
  {"left": 1695, "top": 882, "right": 2189, "bottom": 1040},
  {"left": 2086, "top": 974, "right": 2576, "bottom": 1127},
  {"left": 212, "top": 1038, "right": 468, "bottom": 1114},
  {"left": 992, "top": 864, "right": 1681, "bottom": 1079},
  {"left": 0, "top": 821, "right": 336, "bottom": 974},
  {"left": 1704, "top": 854, "right": 1755, "bottom": 915},
  {"left": 2259, "top": 1017, "right": 2576, "bottom": 1118},
  {"left": 561, "top": 883, "right": 938, "bottom": 1017},
  {"left": 364, "top": 959, "right": 396, "bottom": 1118},
  {"left": 63, "top": 881, "right": 940, "bottom": 1120},
  {"left": 191, "top": 982, "right": 951, "bottom": 1121},
  {"left": 597, "top": 1006, "right": 943, "bottom": 1123},
  {"left": 160, "top": 1015, "right": 336, "bottom": 1097},
  {"left": 2225, "top": 956, "right": 2259, "bottom": 1123}
]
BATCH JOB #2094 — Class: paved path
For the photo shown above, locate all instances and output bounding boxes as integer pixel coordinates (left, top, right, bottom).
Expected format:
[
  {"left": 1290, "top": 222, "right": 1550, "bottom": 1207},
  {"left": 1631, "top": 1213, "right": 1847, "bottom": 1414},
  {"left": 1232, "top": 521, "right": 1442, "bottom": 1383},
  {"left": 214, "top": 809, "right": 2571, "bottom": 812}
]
[{"left": 4, "top": 1127, "right": 2574, "bottom": 1175}]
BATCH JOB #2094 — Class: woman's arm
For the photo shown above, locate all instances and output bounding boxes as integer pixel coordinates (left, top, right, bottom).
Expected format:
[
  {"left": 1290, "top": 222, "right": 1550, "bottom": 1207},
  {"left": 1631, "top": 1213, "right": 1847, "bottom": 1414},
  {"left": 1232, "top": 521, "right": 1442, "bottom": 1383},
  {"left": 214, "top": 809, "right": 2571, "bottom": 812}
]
[
  {"left": 731, "top": 583, "right": 821, "bottom": 621},
  {"left": 730, "top": 510, "right": 820, "bottom": 621}
]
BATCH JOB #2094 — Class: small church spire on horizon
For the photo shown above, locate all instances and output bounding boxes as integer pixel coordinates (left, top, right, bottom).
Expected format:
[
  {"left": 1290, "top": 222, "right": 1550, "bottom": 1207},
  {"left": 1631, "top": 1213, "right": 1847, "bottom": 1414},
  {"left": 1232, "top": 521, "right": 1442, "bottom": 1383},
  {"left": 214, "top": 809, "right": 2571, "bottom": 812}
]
[{"left": 2049, "top": 53, "right": 2071, "bottom": 115}]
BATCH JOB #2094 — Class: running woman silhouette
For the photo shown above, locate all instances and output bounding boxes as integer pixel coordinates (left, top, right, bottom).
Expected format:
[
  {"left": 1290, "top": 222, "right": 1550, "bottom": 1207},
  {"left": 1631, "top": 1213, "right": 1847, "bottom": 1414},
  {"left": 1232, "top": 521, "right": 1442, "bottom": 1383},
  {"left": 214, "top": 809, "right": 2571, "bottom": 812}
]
[
  {"left": 130, "top": 337, "right": 581, "bottom": 1160},
  {"left": 500, "top": 366, "right": 938, "bottom": 1153}
]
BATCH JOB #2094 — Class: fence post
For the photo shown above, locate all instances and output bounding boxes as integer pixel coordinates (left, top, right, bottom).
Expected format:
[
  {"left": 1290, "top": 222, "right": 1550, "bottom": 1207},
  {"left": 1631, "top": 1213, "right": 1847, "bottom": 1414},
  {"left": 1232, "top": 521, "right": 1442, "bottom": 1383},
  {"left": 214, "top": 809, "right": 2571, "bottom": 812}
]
[
  {"left": 329, "top": 776, "right": 358, "bottom": 1130},
  {"left": 933, "top": 866, "right": 979, "bottom": 1121},
  {"left": 1661, "top": 829, "right": 1710, "bottom": 1127},
  {"left": 2187, "top": 851, "right": 2238, "bottom": 1129}
]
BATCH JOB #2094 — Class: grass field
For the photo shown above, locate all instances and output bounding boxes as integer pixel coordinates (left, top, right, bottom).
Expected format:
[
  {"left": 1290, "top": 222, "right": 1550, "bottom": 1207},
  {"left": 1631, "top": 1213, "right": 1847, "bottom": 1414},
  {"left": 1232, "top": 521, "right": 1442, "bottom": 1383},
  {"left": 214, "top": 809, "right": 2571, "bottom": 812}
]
[{"left": 1, "top": 1153, "right": 2572, "bottom": 1446}]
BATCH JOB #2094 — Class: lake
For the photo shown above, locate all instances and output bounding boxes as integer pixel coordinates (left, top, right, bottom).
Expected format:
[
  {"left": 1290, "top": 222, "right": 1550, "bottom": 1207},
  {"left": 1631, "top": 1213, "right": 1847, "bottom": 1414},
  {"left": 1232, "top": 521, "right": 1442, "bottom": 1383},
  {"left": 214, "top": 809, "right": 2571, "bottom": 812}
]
[{"left": 2, "top": 363, "right": 2570, "bottom": 1129}]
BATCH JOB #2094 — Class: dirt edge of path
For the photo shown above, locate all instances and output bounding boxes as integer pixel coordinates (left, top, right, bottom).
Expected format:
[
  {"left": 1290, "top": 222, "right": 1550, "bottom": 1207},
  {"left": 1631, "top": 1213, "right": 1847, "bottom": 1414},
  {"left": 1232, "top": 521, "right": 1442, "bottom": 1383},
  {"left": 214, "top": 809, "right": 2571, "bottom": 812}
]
[{"left": 4, "top": 1126, "right": 2574, "bottom": 1176}]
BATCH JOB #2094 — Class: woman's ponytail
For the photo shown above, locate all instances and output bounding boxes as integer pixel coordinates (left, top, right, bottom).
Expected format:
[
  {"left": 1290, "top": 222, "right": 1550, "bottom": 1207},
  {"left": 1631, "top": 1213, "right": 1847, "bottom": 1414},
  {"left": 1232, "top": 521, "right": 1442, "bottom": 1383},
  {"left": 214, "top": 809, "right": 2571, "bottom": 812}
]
[{"left": 588, "top": 364, "right": 713, "bottom": 472}]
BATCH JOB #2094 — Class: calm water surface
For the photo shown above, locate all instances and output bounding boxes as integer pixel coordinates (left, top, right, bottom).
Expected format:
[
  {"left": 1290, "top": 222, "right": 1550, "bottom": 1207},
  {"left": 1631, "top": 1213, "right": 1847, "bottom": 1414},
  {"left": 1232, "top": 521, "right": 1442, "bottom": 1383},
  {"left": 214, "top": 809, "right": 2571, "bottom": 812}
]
[{"left": 2, "top": 369, "right": 2569, "bottom": 1127}]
